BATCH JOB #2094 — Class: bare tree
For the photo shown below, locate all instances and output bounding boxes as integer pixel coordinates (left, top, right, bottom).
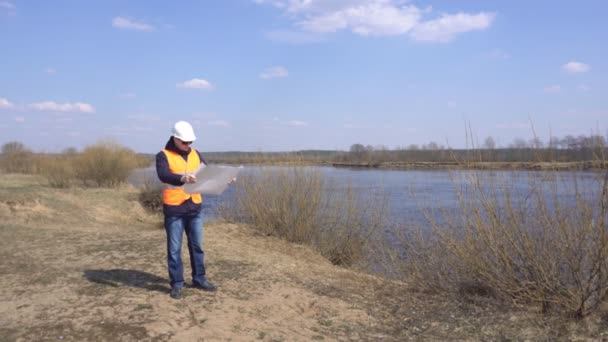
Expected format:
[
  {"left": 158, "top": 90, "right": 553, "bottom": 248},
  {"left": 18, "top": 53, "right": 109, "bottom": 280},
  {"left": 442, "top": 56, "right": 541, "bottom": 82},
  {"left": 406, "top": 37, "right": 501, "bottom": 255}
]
[
  {"left": 426, "top": 141, "right": 440, "bottom": 150},
  {"left": 483, "top": 136, "right": 496, "bottom": 149},
  {"left": 510, "top": 138, "right": 528, "bottom": 149},
  {"left": 349, "top": 143, "right": 366, "bottom": 162},
  {"left": 528, "top": 137, "right": 544, "bottom": 149},
  {"left": 563, "top": 135, "right": 577, "bottom": 149},
  {"left": 549, "top": 136, "right": 561, "bottom": 149}
]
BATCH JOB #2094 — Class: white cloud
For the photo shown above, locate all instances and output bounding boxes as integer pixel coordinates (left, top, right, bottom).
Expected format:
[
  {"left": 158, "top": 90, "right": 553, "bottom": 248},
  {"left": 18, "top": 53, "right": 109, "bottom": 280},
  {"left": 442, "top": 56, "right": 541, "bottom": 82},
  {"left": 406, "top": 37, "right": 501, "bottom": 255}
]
[
  {"left": 260, "top": 66, "right": 289, "bottom": 79},
  {"left": 29, "top": 101, "right": 95, "bottom": 113},
  {"left": 298, "top": 4, "right": 422, "bottom": 36},
  {"left": 14, "top": 117, "right": 24, "bottom": 123},
  {"left": 255, "top": 1, "right": 495, "bottom": 42},
  {"left": 410, "top": 12, "right": 496, "bottom": 42},
  {"left": 0, "top": 1, "right": 15, "bottom": 9},
  {"left": 112, "top": 17, "right": 154, "bottom": 31},
  {"left": 176, "top": 78, "right": 214, "bottom": 90},
  {"left": 543, "top": 85, "right": 561, "bottom": 93},
  {"left": 0, "top": 97, "right": 14, "bottom": 109},
  {"left": 207, "top": 120, "right": 230, "bottom": 127},
  {"left": 562, "top": 61, "right": 590, "bottom": 74},
  {"left": 253, "top": 0, "right": 285, "bottom": 8},
  {"left": 45, "top": 68, "right": 56, "bottom": 75},
  {"left": 286, "top": 120, "right": 308, "bottom": 126}
]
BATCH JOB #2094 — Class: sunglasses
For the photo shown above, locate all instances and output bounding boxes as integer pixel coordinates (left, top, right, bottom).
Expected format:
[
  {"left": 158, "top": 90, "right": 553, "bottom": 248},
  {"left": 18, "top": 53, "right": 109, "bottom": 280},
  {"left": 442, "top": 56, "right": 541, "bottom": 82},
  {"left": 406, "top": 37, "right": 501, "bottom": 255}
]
[{"left": 179, "top": 140, "right": 193, "bottom": 145}]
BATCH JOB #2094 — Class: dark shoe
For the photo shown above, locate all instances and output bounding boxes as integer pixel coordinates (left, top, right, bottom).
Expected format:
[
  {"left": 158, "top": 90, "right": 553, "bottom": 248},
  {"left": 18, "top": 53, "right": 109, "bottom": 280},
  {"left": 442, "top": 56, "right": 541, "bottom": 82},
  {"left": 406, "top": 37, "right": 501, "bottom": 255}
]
[
  {"left": 170, "top": 286, "right": 182, "bottom": 299},
  {"left": 194, "top": 279, "right": 217, "bottom": 292}
]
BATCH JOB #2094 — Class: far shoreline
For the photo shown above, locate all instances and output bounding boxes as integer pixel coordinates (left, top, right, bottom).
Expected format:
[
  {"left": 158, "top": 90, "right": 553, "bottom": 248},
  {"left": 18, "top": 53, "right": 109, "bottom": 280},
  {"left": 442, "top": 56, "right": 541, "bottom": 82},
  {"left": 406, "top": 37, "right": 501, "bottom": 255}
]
[
  {"left": 331, "top": 160, "right": 608, "bottom": 171},
  {"left": 205, "top": 160, "right": 608, "bottom": 172}
]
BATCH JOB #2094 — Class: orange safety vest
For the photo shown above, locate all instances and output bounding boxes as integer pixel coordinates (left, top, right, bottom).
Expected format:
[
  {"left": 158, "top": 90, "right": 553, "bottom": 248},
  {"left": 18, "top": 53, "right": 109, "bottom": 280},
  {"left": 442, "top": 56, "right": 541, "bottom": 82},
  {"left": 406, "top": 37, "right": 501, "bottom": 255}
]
[{"left": 162, "top": 149, "right": 203, "bottom": 205}]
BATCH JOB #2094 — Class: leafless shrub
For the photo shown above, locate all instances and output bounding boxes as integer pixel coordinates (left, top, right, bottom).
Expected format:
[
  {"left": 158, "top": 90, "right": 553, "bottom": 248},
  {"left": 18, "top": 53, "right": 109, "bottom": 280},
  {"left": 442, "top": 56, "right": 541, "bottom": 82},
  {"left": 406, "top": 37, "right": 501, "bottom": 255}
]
[
  {"left": 398, "top": 167, "right": 608, "bottom": 317},
  {"left": 220, "top": 166, "right": 387, "bottom": 268},
  {"left": 39, "top": 155, "right": 77, "bottom": 188},
  {"left": 0, "top": 141, "right": 36, "bottom": 174},
  {"left": 138, "top": 178, "right": 164, "bottom": 213},
  {"left": 74, "top": 141, "right": 139, "bottom": 187}
]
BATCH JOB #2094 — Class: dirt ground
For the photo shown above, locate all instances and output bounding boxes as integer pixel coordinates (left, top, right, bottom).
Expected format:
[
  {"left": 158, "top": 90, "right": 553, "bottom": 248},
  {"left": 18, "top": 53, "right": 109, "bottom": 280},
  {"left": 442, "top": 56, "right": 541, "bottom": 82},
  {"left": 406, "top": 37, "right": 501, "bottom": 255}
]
[{"left": 1, "top": 174, "right": 607, "bottom": 341}]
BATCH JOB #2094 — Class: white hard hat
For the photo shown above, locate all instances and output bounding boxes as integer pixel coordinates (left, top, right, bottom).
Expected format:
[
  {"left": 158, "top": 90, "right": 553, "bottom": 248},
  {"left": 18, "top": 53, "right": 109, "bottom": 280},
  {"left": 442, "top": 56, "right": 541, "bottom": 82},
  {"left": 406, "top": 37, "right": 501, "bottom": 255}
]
[{"left": 172, "top": 121, "right": 196, "bottom": 142}]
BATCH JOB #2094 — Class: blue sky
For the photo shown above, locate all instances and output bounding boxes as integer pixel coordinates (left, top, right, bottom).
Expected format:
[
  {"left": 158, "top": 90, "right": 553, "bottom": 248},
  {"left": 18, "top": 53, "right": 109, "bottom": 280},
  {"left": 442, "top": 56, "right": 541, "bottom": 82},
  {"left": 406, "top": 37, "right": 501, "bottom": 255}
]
[{"left": 0, "top": 0, "right": 606, "bottom": 153}]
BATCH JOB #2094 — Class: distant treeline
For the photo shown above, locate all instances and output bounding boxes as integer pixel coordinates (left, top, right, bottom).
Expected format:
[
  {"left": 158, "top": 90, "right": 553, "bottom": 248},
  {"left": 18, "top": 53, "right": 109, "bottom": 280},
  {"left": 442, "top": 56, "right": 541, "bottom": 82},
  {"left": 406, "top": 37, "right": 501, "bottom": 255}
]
[
  {"left": 2, "top": 132, "right": 606, "bottom": 171},
  {"left": 199, "top": 133, "right": 607, "bottom": 168}
]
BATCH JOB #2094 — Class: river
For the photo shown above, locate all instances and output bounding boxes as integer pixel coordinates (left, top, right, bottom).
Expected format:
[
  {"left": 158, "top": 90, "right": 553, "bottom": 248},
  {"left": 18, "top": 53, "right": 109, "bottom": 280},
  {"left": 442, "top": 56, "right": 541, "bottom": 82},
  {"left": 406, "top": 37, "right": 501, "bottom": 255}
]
[{"left": 129, "top": 165, "right": 605, "bottom": 227}]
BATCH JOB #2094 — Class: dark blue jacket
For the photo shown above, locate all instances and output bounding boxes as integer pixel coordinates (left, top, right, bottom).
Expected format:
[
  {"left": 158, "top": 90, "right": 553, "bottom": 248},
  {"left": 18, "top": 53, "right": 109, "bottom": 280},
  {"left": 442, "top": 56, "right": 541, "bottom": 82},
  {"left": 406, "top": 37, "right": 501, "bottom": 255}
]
[{"left": 156, "top": 137, "right": 207, "bottom": 217}]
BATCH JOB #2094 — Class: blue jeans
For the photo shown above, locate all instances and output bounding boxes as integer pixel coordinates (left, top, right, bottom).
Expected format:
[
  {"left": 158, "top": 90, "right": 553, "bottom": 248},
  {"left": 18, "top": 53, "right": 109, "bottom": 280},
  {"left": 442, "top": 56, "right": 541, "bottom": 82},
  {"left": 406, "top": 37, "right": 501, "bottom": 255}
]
[{"left": 164, "top": 210, "right": 206, "bottom": 288}]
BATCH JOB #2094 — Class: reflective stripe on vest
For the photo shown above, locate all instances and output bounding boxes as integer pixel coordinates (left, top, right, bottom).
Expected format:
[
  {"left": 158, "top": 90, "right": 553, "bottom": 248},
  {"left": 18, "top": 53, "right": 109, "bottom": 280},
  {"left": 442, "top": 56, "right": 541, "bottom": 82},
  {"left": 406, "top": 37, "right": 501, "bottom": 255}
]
[{"left": 162, "top": 149, "right": 203, "bottom": 205}]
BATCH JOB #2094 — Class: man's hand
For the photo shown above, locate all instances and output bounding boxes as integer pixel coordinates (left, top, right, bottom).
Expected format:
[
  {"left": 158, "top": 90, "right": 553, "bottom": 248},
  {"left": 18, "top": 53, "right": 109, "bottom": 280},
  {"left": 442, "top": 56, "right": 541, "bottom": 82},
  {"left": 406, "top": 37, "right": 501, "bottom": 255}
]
[
  {"left": 228, "top": 177, "right": 237, "bottom": 185},
  {"left": 180, "top": 174, "right": 197, "bottom": 184}
]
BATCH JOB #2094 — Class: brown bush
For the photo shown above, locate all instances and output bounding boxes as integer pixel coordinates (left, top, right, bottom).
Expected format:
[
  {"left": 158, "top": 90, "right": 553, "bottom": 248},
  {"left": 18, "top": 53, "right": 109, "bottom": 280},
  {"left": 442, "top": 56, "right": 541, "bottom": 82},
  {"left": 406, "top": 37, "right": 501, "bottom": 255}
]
[
  {"left": 220, "top": 167, "right": 386, "bottom": 268},
  {"left": 0, "top": 141, "right": 36, "bottom": 174},
  {"left": 138, "top": 179, "right": 163, "bottom": 213},
  {"left": 39, "top": 155, "right": 76, "bottom": 188},
  {"left": 396, "top": 168, "right": 608, "bottom": 317},
  {"left": 74, "top": 141, "right": 139, "bottom": 187}
]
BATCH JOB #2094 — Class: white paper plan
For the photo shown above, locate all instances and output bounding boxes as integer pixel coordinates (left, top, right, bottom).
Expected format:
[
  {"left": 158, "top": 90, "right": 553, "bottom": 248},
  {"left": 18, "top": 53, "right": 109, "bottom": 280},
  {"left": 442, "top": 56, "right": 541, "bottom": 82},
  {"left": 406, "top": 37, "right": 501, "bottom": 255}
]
[{"left": 183, "top": 164, "right": 243, "bottom": 195}]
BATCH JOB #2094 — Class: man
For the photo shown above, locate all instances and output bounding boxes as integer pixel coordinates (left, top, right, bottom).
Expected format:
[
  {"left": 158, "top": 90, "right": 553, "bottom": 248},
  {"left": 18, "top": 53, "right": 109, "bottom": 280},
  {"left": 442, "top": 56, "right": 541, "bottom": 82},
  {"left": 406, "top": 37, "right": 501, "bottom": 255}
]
[{"left": 156, "top": 120, "right": 217, "bottom": 299}]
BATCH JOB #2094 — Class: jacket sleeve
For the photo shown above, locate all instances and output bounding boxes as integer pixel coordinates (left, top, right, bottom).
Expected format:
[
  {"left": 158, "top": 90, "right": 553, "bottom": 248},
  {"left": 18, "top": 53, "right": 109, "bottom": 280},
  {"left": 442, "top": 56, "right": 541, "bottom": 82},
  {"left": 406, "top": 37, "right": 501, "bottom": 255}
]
[{"left": 156, "top": 152, "right": 184, "bottom": 186}]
